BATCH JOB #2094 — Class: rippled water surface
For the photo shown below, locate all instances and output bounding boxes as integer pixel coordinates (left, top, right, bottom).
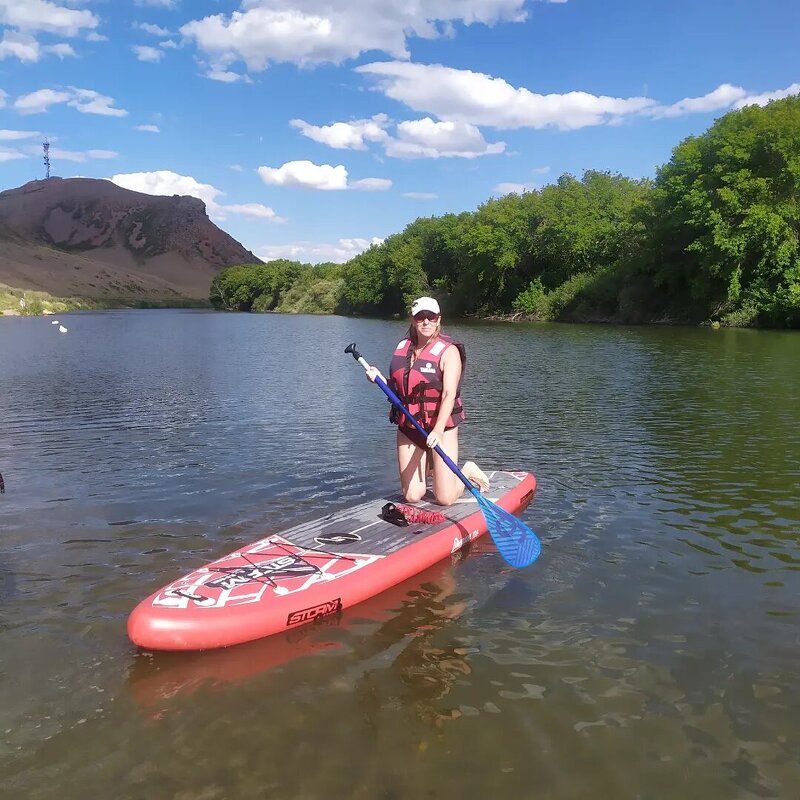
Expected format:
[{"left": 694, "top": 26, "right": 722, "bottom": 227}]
[{"left": 1, "top": 310, "right": 798, "bottom": 799}]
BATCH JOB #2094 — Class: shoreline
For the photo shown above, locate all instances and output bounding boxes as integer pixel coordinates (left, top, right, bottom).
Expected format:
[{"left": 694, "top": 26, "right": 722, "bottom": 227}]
[
  {"left": 0, "top": 299, "right": 751, "bottom": 330},
  {"left": 0, "top": 284, "right": 777, "bottom": 330},
  {"left": 0, "top": 283, "right": 210, "bottom": 316}
]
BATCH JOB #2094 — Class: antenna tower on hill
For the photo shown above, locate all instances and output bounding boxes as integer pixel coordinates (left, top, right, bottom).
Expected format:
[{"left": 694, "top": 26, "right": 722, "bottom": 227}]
[{"left": 43, "top": 137, "right": 51, "bottom": 179}]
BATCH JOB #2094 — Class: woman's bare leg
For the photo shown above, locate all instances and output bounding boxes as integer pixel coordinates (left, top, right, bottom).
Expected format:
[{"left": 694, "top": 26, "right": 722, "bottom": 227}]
[
  {"left": 431, "top": 427, "right": 464, "bottom": 506},
  {"left": 397, "top": 429, "right": 428, "bottom": 502}
]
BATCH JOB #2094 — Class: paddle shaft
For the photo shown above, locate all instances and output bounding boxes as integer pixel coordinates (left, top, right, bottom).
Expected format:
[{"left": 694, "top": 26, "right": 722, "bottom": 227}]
[{"left": 350, "top": 352, "right": 476, "bottom": 494}]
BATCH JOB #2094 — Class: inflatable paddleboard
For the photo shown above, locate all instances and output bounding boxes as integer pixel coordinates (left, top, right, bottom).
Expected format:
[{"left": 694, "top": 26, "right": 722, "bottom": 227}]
[{"left": 128, "top": 469, "right": 536, "bottom": 651}]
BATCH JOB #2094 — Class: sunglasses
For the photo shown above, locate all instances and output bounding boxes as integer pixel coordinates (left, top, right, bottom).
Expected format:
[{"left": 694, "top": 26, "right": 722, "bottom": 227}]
[{"left": 413, "top": 311, "right": 440, "bottom": 322}]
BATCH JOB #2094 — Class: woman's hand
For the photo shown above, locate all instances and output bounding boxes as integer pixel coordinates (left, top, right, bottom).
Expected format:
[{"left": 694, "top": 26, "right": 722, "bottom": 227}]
[
  {"left": 365, "top": 366, "right": 385, "bottom": 383},
  {"left": 426, "top": 426, "right": 446, "bottom": 450}
]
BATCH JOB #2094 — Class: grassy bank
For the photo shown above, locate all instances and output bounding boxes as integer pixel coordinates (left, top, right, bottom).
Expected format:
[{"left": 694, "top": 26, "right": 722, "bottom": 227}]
[{"left": 0, "top": 283, "right": 211, "bottom": 315}]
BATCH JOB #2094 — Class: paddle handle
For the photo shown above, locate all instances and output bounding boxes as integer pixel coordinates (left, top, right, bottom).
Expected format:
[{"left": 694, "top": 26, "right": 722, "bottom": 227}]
[{"left": 346, "top": 343, "right": 475, "bottom": 494}]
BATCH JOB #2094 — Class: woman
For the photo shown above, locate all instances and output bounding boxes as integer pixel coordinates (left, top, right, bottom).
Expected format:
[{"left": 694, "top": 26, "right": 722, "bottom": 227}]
[{"left": 368, "top": 296, "right": 489, "bottom": 506}]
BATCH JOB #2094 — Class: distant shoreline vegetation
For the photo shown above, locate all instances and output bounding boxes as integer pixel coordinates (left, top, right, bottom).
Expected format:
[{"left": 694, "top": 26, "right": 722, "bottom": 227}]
[
  {"left": 212, "top": 96, "right": 800, "bottom": 329},
  {"left": 0, "top": 284, "right": 209, "bottom": 316}
]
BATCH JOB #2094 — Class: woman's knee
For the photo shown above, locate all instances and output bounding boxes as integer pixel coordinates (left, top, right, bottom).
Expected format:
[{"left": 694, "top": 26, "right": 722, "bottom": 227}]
[{"left": 403, "top": 485, "right": 427, "bottom": 503}]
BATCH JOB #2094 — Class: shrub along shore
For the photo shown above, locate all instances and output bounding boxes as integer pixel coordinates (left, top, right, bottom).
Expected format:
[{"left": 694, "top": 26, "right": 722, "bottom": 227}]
[
  {"left": 0, "top": 285, "right": 98, "bottom": 316},
  {"left": 0, "top": 284, "right": 209, "bottom": 316}
]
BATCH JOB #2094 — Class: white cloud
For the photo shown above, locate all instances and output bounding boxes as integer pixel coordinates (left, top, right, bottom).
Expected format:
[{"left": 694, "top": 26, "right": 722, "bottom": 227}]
[
  {"left": 292, "top": 113, "right": 504, "bottom": 159},
  {"left": 0, "top": 0, "right": 99, "bottom": 37},
  {"left": 0, "top": 147, "right": 27, "bottom": 162},
  {"left": 135, "top": 22, "right": 171, "bottom": 36},
  {"left": 230, "top": 164, "right": 243, "bottom": 171},
  {"left": 49, "top": 148, "right": 84, "bottom": 163},
  {"left": 180, "top": 1, "right": 528, "bottom": 71},
  {"left": 112, "top": 170, "right": 223, "bottom": 206},
  {"left": 258, "top": 159, "right": 390, "bottom": 191},
  {"left": 136, "top": 123, "right": 160, "bottom": 133},
  {"left": 132, "top": 45, "right": 164, "bottom": 62},
  {"left": 134, "top": 0, "right": 177, "bottom": 8},
  {"left": 0, "top": 31, "right": 40, "bottom": 62},
  {"left": 290, "top": 114, "right": 389, "bottom": 150},
  {"left": 493, "top": 166, "right": 551, "bottom": 195},
  {"left": 257, "top": 237, "right": 384, "bottom": 265},
  {"left": 205, "top": 68, "right": 250, "bottom": 83},
  {"left": 646, "top": 84, "right": 748, "bottom": 118},
  {"left": 403, "top": 192, "right": 438, "bottom": 199},
  {"left": 14, "top": 88, "right": 73, "bottom": 114},
  {"left": 0, "top": 31, "right": 71, "bottom": 62},
  {"left": 86, "top": 32, "right": 107, "bottom": 42},
  {"left": 0, "top": 128, "right": 39, "bottom": 140},
  {"left": 45, "top": 43, "right": 76, "bottom": 58},
  {"left": 0, "top": 88, "right": 6, "bottom": 108},
  {"left": 734, "top": 82, "right": 800, "bottom": 108},
  {"left": 43, "top": 146, "right": 117, "bottom": 162},
  {"left": 69, "top": 88, "right": 127, "bottom": 117},
  {"left": 357, "top": 61, "right": 656, "bottom": 130},
  {"left": 13, "top": 87, "right": 126, "bottom": 116},
  {"left": 351, "top": 177, "right": 392, "bottom": 191},
  {"left": 110, "top": 169, "right": 283, "bottom": 223},
  {"left": 258, "top": 160, "right": 348, "bottom": 190},
  {"left": 385, "top": 117, "right": 505, "bottom": 158},
  {"left": 493, "top": 182, "right": 535, "bottom": 194},
  {"left": 222, "top": 202, "right": 286, "bottom": 222},
  {"left": 642, "top": 82, "right": 800, "bottom": 119}
]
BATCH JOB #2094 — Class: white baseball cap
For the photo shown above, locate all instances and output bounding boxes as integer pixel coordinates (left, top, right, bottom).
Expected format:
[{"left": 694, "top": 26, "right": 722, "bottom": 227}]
[{"left": 410, "top": 296, "right": 440, "bottom": 316}]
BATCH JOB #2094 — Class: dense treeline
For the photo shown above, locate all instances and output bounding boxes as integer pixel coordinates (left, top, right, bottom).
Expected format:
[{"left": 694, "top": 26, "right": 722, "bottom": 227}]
[
  {"left": 210, "top": 259, "right": 344, "bottom": 313},
  {"left": 211, "top": 96, "right": 800, "bottom": 327}
]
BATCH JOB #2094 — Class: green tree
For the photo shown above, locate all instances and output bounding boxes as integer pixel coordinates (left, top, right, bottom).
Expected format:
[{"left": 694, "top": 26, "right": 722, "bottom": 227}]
[
  {"left": 532, "top": 171, "right": 650, "bottom": 288},
  {"left": 644, "top": 95, "right": 800, "bottom": 326},
  {"left": 210, "top": 260, "right": 306, "bottom": 311}
]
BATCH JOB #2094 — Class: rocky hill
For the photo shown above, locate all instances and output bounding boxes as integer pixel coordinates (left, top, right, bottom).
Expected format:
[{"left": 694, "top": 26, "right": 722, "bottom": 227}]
[{"left": 0, "top": 177, "right": 261, "bottom": 302}]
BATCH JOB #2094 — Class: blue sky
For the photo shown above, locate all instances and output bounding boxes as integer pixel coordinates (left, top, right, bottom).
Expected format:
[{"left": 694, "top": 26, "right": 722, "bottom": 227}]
[{"left": 1, "top": 0, "right": 798, "bottom": 264}]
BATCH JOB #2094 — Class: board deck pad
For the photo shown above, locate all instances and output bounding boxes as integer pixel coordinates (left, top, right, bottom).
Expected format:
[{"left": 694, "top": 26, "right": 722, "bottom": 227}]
[{"left": 128, "top": 470, "right": 536, "bottom": 651}]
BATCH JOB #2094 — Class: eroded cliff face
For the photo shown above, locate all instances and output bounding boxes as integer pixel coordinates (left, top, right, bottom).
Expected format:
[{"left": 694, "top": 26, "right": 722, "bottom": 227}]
[{"left": 0, "top": 177, "right": 261, "bottom": 300}]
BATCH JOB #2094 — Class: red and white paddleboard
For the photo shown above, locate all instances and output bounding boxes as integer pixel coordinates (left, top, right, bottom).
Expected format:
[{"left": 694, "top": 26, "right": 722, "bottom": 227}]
[{"left": 127, "top": 470, "right": 536, "bottom": 651}]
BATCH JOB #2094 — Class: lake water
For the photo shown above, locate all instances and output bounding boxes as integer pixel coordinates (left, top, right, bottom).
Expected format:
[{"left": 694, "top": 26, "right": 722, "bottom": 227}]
[{"left": 1, "top": 310, "right": 798, "bottom": 799}]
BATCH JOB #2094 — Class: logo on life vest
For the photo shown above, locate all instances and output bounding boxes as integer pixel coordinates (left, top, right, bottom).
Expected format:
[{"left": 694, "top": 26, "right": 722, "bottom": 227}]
[
  {"left": 286, "top": 598, "right": 343, "bottom": 626},
  {"left": 420, "top": 362, "right": 436, "bottom": 374}
]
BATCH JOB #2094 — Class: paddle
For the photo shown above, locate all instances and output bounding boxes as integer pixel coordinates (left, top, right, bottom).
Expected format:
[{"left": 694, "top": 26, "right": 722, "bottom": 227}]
[{"left": 345, "top": 342, "right": 541, "bottom": 568}]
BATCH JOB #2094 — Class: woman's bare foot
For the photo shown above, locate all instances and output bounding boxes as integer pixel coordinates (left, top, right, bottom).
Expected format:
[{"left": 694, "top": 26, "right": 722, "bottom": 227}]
[{"left": 462, "top": 461, "right": 490, "bottom": 493}]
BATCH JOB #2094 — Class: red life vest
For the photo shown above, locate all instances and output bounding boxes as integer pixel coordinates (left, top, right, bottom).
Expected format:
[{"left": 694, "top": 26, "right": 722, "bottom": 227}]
[{"left": 387, "top": 334, "right": 466, "bottom": 432}]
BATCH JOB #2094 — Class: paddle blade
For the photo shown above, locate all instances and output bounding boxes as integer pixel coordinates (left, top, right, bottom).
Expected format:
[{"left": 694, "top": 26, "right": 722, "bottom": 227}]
[{"left": 476, "top": 492, "right": 541, "bottom": 568}]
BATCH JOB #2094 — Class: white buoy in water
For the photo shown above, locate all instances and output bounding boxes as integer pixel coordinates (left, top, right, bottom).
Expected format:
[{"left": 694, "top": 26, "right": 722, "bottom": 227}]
[
  {"left": 58, "top": 325, "right": 68, "bottom": 333},
  {"left": 51, "top": 320, "right": 59, "bottom": 325}
]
